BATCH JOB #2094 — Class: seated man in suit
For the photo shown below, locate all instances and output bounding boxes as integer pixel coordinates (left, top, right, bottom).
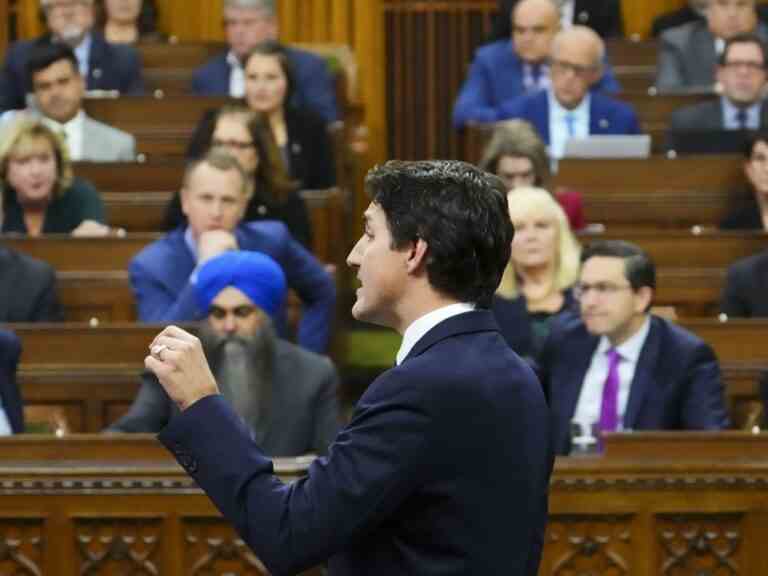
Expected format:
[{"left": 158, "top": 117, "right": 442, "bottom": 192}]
[
  {"left": 1, "top": 43, "right": 135, "bottom": 161},
  {"left": 497, "top": 26, "right": 640, "bottom": 158},
  {"left": 539, "top": 240, "right": 730, "bottom": 455},
  {"left": 720, "top": 248, "right": 768, "bottom": 317},
  {"left": 128, "top": 150, "right": 336, "bottom": 354},
  {"left": 0, "top": 244, "right": 63, "bottom": 322},
  {"left": 110, "top": 250, "right": 340, "bottom": 456},
  {"left": 652, "top": 0, "right": 768, "bottom": 38},
  {"left": 667, "top": 33, "right": 768, "bottom": 144},
  {"left": 656, "top": 0, "right": 768, "bottom": 91},
  {"left": 0, "top": 330, "right": 23, "bottom": 435},
  {"left": 0, "top": 0, "right": 144, "bottom": 112},
  {"left": 452, "top": 0, "right": 620, "bottom": 128},
  {"left": 191, "top": 0, "right": 338, "bottom": 123},
  {"left": 493, "top": 0, "right": 624, "bottom": 40}
]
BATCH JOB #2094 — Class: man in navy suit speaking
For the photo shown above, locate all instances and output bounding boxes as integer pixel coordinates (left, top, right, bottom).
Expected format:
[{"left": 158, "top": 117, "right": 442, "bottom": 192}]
[{"left": 145, "top": 160, "right": 553, "bottom": 575}]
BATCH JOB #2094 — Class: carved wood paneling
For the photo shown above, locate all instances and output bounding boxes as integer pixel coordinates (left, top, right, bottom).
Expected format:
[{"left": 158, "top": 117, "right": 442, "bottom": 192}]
[
  {"left": 546, "top": 514, "right": 634, "bottom": 576},
  {"left": 74, "top": 517, "right": 163, "bottom": 576},
  {"left": 183, "top": 517, "right": 267, "bottom": 576},
  {"left": 657, "top": 513, "right": 743, "bottom": 576},
  {"left": 0, "top": 517, "right": 44, "bottom": 576}
]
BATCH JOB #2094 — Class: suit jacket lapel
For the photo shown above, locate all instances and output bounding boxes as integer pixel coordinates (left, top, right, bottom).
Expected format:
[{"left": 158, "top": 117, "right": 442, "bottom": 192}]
[
  {"left": 560, "top": 337, "right": 598, "bottom": 428},
  {"left": 623, "top": 318, "right": 659, "bottom": 429},
  {"left": 87, "top": 34, "right": 108, "bottom": 90},
  {"left": 692, "top": 26, "right": 717, "bottom": 84},
  {"left": 80, "top": 116, "right": 99, "bottom": 158}
]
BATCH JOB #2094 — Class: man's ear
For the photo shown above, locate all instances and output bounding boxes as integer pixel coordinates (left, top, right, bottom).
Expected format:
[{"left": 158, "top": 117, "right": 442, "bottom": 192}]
[
  {"left": 634, "top": 286, "right": 653, "bottom": 315},
  {"left": 405, "top": 237, "right": 429, "bottom": 274}
]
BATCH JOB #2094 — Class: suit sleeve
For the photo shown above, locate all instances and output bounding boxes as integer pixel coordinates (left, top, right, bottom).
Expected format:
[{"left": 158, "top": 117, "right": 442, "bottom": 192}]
[
  {"left": 105, "top": 372, "right": 172, "bottom": 433},
  {"left": 0, "top": 45, "right": 27, "bottom": 112},
  {"left": 278, "top": 231, "right": 336, "bottom": 353},
  {"left": 681, "top": 342, "right": 730, "bottom": 430},
  {"left": 311, "top": 358, "right": 341, "bottom": 456},
  {"left": 159, "top": 375, "right": 433, "bottom": 576},
  {"left": 720, "top": 263, "right": 750, "bottom": 317},
  {"left": 0, "top": 331, "right": 23, "bottom": 434},
  {"left": 655, "top": 33, "right": 685, "bottom": 90},
  {"left": 119, "top": 45, "right": 145, "bottom": 95},
  {"left": 602, "top": 0, "right": 624, "bottom": 38},
  {"left": 74, "top": 180, "right": 107, "bottom": 224},
  {"left": 30, "top": 265, "right": 64, "bottom": 322},
  {"left": 452, "top": 55, "right": 500, "bottom": 128},
  {"left": 129, "top": 258, "right": 201, "bottom": 322},
  {"left": 121, "top": 134, "right": 137, "bottom": 161},
  {"left": 297, "top": 57, "right": 339, "bottom": 123}
]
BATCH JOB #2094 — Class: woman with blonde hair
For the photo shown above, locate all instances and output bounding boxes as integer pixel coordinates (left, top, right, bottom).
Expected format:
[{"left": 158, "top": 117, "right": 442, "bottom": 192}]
[
  {"left": 492, "top": 186, "right": 581, "bottom": 360},
  {"left": 0, "top": 119, "right": 108, "bottom": 236},
  {"left": 480, "top": 119, "right": 585, "bottom": 230}
]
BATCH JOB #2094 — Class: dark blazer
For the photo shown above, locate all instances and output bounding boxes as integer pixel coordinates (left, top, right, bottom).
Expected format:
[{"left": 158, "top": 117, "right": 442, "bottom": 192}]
[
  {"left": 0, "top": 246, "right": 62, "bottom": 322},
  {"left": 159, "top": 310, "right": 552, "bottom": 575},
  {"left": 190, "top": 47, "right": 339, "bottom": 123},
  {"left": 2, "top": 177, "right": 106, "bottom": 234},
  {"left": 107, "top": 338, "right": 340, "bottom": 456},
  {"left": 493, "top": 0, "right": 624, "bottom": 40},
  {"left": 539, "top": 314, "right": 730, "bottom": 454},
  {"left": 652, "top": 5, "right": 768, "bottom": 37},
  {"left": 167, "top": 107, "right": 313, "bottom": 247},
  {"left": 128, "top": 221, "right": 336, "bottom": 353},
  {"left": 452, "top": 40, "right": 620, "bottom": 128},
  {"left": 496, "top": 89, "right": 641, "bottom": 144},
  {"left": 0, "top": 32, "right": 144, "bottom": 112},
  {"left": 721, "top": 250, "right": 768, "bottom": 318},
  {"left": 491, "top": 289, "right": 576, "bottom": 360},
  {"left": 720, "top": 192, "right": 764, "bottom": 231},
  {"left": 0, "top": 330, "right": 23, "bottom": 434},
  {"left": 283, "top": 106, "right": 336, "bottom": 190},
  {"left": 656, "top": 20, "right": 768, "bottom": 90},
  {"left": 668, "top": 99, "right": 768, "bottom": 133}
]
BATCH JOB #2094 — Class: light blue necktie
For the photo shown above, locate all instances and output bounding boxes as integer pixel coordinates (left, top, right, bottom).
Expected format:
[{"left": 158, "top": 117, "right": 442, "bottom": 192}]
[{"left": 565, "top": 112, "right": 576, "bottom": 137}]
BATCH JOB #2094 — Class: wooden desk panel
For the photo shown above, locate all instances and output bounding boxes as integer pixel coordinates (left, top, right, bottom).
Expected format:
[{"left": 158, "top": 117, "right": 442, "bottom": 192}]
[{"left": 75, "top": 161, "right": 184, "bottom": 192}]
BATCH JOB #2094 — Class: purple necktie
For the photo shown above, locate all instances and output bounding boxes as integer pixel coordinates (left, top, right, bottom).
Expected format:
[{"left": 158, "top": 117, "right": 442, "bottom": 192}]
[{"left": 599, "top": 348, "right": 622, "bottom": 432}]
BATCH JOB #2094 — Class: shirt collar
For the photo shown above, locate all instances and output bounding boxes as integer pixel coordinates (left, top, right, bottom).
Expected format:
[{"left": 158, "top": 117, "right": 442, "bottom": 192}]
[
  {"left": 396, "top": 303, "right": 476, "bottom": 365},
  {"left": 721, "top": 96, "right": 761, "bottom": 127},
  {"left": 226, "top": 50, "right": 243, "bottom": 70},
  {"left": 43, "top": 109, "right": 84, "bottom": 131},
  {"left": 595, "top": 315, "right": 651, "bottom": 364},
  {"left": 549, "top": 88, "right": 590, "bottom": 121}
]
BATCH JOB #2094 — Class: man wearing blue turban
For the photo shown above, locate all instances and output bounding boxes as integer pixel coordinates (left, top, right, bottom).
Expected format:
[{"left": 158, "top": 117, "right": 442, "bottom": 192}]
[{"left": 108, "top": 251, "right": 340, "bottom": 457}]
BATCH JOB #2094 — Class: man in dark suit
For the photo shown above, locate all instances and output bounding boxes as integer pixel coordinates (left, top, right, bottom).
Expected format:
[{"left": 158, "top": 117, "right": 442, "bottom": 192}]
[
  {"left": 191, "top": 0, "right": 338, "bottom": 123},
  {"left": 656, "top": 0, "right": 768, "bottom": 91},
  {"left": 0, "top": 0, "right": 144, "bottom": 112},
  {"left": 497, "top": 26, "right": 640, "bottom": 157},
  {"left": 110, "top": 251, "right": 340, "bottom": 456},
  {"left": 128, "top": 150, "right": 336, "bottom": 354},
  {"left": 0, "top": 245, "right": 62, "bottom": 322},
  {"left": 145, "top": 160, "right": 552, "bottom": 575},
  {"left": 494, "top": 0, "right": 624, "bottom": 39},
  {"left": 720, "top": 249, "right": 768, "bottom": 317},
  {"left": 652, "top": 0, "right": 768, "bottom": 37},
  {"left": 667, "top": 33, "right": 768, "bottom": 143},
  {"left": 0, "top": 330, "right": 24, "bottom": 435},
  {"left": 539, "top": 240, "right": 729, "bottom": 455},
  {"left": 453, "top": 0, "right": 620, "bottom": 128}
]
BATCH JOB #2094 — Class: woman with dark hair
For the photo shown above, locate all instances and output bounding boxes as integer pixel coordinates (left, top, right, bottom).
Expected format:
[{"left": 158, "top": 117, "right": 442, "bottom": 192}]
[
  {"left": 241, "top": 41, "right": 336, "bottom": 190},
  {"left": 97, "top": 0, "right": 162, "bottom": 44},
  {"left": 720, "top": 132, "right": 768, "bottom": 231},
  {"left": 165, "top": 105, "right": 313, "bottom": 247}
]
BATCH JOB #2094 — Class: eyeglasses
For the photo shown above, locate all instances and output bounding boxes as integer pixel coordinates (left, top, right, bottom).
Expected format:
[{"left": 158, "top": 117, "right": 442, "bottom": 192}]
[
  {"left": 722, "top": 60, "right": 766, "bottom": 72},
  {"left": 211, "top": 138, "right": 255, "bottom": 150},
  {"left": 209, "top": 305, "right": 257, "bottom": 320},
  {"left": 573, "top": 282, "right": 633, "bottom": 300},
  {"left": 549, "top": 59, "right": 596, "bottom": 78}
]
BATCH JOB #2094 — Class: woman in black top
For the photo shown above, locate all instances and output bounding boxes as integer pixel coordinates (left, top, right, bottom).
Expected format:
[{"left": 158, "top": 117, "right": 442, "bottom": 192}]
[
  {"left": 165, "top": 105, "right": 313, "bottom": 247},
  {"left": 720, "top": 133, "right": 768, "bottom": 231}
]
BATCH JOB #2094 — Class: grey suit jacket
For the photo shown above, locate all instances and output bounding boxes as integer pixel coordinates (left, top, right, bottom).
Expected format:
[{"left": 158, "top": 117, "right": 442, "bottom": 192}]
[
  {"left": 668, "top": 98, "right": 768, "bottom": 132},
  {"left": 106, "top": 338, "right": 341, "bottom": 456},
  {"left": 81, "top": 115, "right": 135, "bottom": 161},
  {"left": 656, "top": 20, "right": 768, "bottom": 90}
]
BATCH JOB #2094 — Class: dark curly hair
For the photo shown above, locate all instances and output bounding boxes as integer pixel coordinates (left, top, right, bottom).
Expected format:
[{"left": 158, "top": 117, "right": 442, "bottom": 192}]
[{"left": 365, "top": 160, "right": 513, "bottom": 307}]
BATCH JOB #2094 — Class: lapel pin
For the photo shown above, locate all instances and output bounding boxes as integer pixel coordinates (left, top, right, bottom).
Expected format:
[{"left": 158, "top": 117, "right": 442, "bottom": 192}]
[
  {"left": 577, "top": 11, "right": 589, "bottom": 23},
  {"left": 599, "top": 118, "right": 609, "bottom": 129},
  {"left": 92, "top": 68, "right": 102, "bottom": 79}
]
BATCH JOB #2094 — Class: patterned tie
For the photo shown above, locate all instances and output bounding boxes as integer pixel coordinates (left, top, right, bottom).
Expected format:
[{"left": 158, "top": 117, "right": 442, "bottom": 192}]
[{"left": 599, "top": 348, "right": 622, "bottom": 432}]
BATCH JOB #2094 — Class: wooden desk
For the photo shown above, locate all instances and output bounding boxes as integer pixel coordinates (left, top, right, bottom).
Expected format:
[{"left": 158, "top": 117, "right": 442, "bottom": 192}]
[{"left": 76, "top": 161, "right": 184, "bottom": 192}]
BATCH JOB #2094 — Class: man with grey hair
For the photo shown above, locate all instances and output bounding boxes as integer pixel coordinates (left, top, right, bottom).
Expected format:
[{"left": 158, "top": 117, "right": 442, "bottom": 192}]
[
  {"left": 498, "top": 25, "right": 639, "bottom": 158},
  {"left": 656, "top": 0, "right": 768, "bottom": 91},
  {"left": 191, "top": 0, "right": 338, "bottom": 123},
  {"left": 0, "top": 0, "right": 144, "bottom": 112}
]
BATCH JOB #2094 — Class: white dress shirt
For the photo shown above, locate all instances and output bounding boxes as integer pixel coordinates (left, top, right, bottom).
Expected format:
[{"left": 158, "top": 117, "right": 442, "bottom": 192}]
[
  {"left": 396, "top": 303, "right": 476, "bottom": 366},
  {"left": 572, "top": 316, "right": 651, "bottom": 430},
  {"left": 43, "top": 110, "right": 85, "bottom": 161},
  {"left": 721, "top": 96, "right": 762, "bottom": 130},
  {"left": 548, "top": 89, "right": 590, "bottom": 159},
  {"left": 0, "top": 406, "right": 11, "bottom": 436},
  {"left": 73, "top": 33, "right": 92, "bottom": 79},
  {"left": 227, "top": 51, "right": 246, "bottom": 98}
]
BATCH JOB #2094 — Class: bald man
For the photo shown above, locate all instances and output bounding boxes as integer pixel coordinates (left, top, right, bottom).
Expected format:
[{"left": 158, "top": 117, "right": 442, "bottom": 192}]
[
  {"left": 452, "top": 0, "right": 620, "bottom": 128},
  {"left": 498, "top": 26, "right": 639, "bottom": 157},
  {"left": 493, "top": 0, "right": 623, "bottom": 40},
  {"left": 656, "top": 0, "right": 768, "bottom": 91}
]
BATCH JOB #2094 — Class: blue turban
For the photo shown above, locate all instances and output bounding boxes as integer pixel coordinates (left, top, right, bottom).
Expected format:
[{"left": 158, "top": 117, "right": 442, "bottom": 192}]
[{"left": 194, "top": 251, "right": 287, "bottom": 318}]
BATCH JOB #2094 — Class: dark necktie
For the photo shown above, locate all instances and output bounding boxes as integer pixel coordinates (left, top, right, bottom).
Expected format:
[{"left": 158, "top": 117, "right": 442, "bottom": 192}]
[
  {"left": 599, "top": 348, "right": 622, "bottom": 432},
  {"left": 736, "top": 108, "right": 748, "bottom": 130}
]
